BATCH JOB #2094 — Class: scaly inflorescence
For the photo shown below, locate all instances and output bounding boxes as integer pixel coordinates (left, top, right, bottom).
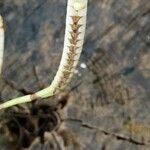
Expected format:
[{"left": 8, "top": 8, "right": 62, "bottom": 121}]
[
  {"left": 54, "top": 16, "right": 82, "bottom": 93},
  {"left": 0, "top": 0, "right": 88, "bottom": 109}
]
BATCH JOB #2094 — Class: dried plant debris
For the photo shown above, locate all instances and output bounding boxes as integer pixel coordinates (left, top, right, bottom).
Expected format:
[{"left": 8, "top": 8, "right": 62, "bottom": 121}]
[
  {"left": 0, "top": 91, "right": 81, "bottom": 150},
  {"left": 0, "top": 102, "right": 60, "bottom": 149},
  {"left": 0, "top": 105, "right": 53, "bottom": 148}
]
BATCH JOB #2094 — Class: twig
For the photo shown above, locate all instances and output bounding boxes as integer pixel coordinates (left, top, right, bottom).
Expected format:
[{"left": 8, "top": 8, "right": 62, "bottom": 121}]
[{"left": 0, "top": 0, "right": 88, "bottom": 109}]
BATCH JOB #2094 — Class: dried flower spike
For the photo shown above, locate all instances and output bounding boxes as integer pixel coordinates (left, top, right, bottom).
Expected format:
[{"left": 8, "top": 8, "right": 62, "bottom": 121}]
[{"left": 0, "top": 0, "right": 88, "bottom": 109}]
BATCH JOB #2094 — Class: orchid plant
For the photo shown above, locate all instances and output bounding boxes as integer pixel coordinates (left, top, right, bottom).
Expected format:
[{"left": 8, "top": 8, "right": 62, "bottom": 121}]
[{"left": 0, "top": 0, "right": 88, "bottom": 109}]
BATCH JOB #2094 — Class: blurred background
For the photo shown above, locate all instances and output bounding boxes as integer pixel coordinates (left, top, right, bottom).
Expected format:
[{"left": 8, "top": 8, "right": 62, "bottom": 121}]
[{"left": 0, "top": 0, "right": 150, "bottom": 149}]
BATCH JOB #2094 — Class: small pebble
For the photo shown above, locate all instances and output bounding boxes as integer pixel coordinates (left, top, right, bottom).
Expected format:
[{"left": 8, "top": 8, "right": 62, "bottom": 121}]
[{"left": 80, "top": 63, "right": 87, "bottom": 69}]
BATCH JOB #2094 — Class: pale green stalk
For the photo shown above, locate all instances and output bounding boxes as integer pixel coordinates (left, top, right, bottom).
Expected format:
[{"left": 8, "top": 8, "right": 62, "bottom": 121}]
[
  {"left": 0, "top": 0, "right": 88, "bottom": 110},
  {"left": 0, "top": 15, "right": 4, "bottom": 75}
]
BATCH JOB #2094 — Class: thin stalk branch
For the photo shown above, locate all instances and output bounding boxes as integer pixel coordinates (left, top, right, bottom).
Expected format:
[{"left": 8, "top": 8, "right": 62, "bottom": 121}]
[{"left": 0, "top": 15, "right": 4, "bottom": 75}]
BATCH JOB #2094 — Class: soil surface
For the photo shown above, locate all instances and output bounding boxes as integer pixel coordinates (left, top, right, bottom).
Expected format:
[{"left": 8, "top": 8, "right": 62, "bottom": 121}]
[{"left": 0, "top": 0, "right": 150, "bottom": 150}]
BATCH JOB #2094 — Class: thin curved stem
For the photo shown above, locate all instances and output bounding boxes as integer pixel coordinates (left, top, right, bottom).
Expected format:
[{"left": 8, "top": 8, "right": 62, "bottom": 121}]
[
  {"left": 0, "top": 15, "right": 4, "bottom": 75},
  {"left": 0, "top": 0, "right": 88, "bottom": 110}
]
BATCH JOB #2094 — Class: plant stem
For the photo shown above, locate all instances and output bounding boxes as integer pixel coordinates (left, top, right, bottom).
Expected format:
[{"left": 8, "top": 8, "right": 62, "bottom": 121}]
[
  {"left": 0, "top": 15, "right": 4, "bottom": 75},
  {"left": 0, "top": 0, "right": 88, "bottom": 109}
]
